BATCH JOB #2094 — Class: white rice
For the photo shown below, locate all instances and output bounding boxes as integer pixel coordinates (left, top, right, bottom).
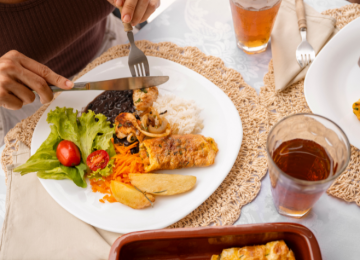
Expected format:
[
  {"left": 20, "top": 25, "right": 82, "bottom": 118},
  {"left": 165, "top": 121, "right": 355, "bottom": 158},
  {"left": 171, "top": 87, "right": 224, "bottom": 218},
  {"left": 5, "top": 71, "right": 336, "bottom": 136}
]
[{"left": 153, "top": 94, "right": 204, "bottom": 135}]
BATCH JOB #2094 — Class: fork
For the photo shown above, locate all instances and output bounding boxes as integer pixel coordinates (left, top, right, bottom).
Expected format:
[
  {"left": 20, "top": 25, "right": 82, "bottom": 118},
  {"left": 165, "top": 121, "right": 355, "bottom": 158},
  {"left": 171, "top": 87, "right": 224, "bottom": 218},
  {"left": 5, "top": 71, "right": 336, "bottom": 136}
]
[
  {"left": 119, "top": 6, "right": 150, "bottom": 77},
  {"left": 295, "top": 0, "right": 315, "bottom": 68}
]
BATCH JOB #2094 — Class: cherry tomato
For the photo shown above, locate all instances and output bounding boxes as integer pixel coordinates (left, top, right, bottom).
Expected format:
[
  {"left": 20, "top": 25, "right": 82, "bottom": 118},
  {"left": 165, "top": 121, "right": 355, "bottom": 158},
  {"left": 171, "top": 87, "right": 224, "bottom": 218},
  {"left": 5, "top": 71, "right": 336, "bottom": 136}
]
[
  {"left": 86, "top": 150, "right": 109, "bottom": 171},
  {"left": 56, "top": 140, "right": 81, "bottom": 167}
]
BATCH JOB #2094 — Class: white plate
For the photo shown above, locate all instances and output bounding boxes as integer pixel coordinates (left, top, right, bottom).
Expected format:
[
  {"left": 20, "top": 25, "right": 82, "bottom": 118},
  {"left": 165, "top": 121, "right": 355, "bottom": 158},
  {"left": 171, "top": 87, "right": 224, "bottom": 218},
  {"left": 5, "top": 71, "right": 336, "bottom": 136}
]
[
  {"left": 31, "top": 57, "right": 242, "bottom": 233},
  {"left": 305, "top": 17, "right": 360, "bottom": 148}
]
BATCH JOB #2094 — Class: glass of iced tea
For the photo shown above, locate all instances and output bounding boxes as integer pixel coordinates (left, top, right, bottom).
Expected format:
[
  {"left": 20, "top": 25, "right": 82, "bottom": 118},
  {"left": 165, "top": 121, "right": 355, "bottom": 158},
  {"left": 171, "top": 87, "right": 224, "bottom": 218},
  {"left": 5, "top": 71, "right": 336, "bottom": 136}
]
[
  {"left": 229, "top": 0, "right": 282, "bottom": 54},
  {"left": 267, "top": 114, "right": 351, "bottom": 218}
]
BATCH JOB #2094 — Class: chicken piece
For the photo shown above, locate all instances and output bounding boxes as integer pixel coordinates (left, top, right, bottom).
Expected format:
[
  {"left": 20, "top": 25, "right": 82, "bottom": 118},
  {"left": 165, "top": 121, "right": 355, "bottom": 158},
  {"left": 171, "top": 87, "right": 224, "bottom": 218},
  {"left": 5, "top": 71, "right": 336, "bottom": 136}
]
[
  {"left": 115, "top": 113, "right": 144, "bottom": 142},
  {"left": 133, "top": 86, "right": 159, "bottom": 111}
]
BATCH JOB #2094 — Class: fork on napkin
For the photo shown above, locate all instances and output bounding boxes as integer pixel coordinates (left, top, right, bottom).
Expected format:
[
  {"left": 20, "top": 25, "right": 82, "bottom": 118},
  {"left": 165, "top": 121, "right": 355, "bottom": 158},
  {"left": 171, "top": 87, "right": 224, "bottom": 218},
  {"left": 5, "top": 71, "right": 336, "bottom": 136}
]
[{"left": 270, "top": 0, "right": 336, "bottom": 91}]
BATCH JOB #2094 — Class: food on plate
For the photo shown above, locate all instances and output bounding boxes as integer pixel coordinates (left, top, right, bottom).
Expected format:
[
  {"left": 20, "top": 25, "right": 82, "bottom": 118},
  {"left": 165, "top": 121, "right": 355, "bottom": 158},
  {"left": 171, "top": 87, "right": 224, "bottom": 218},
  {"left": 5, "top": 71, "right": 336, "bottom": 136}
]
[
  {"left": 133, "top": 86, "right": 159, "bottom": 111},
  {"left": 153, "top": 94, "right": 204, "bottom": 134},
  {"left": 211, "top": 240, "right": 295, "bottom": 260},
  {"left": 138, "top": 107, "right": 171, "bottom": 137},
  {"left": 115, "top": 108, "right": 171, "bottom": 144},
  {"left": 110, "top": 181, "right": 155, "bottom": 209},
  {"left": 139, "top": 134, "right": 218, "bottom": 172},
  {"left": 56, "top": 140, "right": 81, "bottom": 167},
  {"left": 353, "top": 99, "right": 360, "bottom": 120},
  {"left": 86, "top": 150, "right": 110, "bottom": 171},
  {"left": 14, "top": 107, "right": 115, "bottom": 188},
  {"left": 115, "top": 112, "right": 145, "bottom": 142},
  {"left": 46, "top": 107, "right": 115, "bottom": 164},
  {"left": 90, "top": 142, "right": 146, "bottom": 203},
  {"left": 129, "top": 173, "right": 196, "bottom": 195},
  {"left": 15, "top": 87, "right": 219, "bottom": 209},
  {"left": 84, "top": 90, "right": 135, "bottom": 123}
]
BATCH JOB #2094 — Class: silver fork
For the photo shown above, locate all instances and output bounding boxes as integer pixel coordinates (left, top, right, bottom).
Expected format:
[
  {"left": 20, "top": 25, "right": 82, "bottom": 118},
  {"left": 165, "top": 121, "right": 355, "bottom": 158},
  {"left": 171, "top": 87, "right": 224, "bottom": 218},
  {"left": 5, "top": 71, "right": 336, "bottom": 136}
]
[
  {"left": 295, "top": 0, "right": 315, "bottom": 68},
  {"left": 119, "top": 7, "right": 150, "bottom": 77}
]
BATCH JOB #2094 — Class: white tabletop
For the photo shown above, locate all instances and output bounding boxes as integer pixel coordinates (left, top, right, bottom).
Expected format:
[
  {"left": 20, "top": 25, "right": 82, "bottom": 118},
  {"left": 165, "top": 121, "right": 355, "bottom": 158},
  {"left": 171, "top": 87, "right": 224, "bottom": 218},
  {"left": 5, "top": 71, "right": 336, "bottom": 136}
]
[{"left": 1, "top": 0, "right": 359, "bottom": 259}]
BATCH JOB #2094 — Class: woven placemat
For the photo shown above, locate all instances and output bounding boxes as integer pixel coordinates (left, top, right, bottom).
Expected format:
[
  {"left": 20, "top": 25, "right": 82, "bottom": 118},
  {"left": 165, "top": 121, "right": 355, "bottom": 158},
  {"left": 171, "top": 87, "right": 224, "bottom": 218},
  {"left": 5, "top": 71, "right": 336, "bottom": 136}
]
[
  {"left": 1, "top": 41, "right": 269, "bottom": 227},
  {"left": 260, "top": 4, "right": 360, "bottom": 206}
]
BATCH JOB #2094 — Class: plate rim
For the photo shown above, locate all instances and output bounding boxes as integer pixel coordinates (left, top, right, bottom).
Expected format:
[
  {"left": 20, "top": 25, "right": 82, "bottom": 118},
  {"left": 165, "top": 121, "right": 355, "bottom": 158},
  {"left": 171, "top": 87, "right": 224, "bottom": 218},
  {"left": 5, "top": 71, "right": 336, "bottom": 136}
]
[
  {"left": 304, "top": 16, "right": 360, "bottom": 148},
  {"left": 32, "top": 56, "right": 243, "bottom": 233}
]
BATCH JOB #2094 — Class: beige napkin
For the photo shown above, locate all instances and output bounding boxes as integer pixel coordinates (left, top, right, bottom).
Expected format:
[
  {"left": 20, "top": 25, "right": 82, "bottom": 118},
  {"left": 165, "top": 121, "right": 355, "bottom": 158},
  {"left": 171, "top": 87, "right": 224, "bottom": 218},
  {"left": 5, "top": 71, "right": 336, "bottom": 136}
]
[
  {"left": 0, "top": 142, "right": 121, "bottom": 260},
  {"left": 271, "top": 0, "right": 336, "bottom": 91}
]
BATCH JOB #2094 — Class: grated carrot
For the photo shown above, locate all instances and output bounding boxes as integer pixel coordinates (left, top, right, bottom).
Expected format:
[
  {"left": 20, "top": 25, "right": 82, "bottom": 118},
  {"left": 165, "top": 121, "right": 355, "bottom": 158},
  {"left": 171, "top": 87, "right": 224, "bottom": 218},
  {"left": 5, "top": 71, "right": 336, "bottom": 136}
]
[{"left": 89, "top": 141, "right": 145, "bottom": 203}]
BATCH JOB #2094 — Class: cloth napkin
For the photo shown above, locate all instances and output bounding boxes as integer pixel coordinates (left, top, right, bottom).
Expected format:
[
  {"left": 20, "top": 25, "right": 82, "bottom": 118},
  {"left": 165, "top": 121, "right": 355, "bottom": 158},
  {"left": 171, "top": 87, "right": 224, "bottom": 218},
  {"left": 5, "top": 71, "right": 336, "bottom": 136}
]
[
  {"left": 0, "top": 142, "right": 121, "bottom": 260},
  {"left": 271, "top": 0, "right": 336, "bottom": 91}
]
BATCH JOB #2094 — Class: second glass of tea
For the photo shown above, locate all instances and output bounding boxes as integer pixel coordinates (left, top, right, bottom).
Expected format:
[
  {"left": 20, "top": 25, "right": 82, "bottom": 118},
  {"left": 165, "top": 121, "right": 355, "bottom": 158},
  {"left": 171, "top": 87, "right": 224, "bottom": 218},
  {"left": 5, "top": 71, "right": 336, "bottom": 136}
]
[
  {"left": 267, "top": 114, "right": 351, "bottom": 218},
  {"left": 229, "top": 0, "right": 282, "bottom": 54}
]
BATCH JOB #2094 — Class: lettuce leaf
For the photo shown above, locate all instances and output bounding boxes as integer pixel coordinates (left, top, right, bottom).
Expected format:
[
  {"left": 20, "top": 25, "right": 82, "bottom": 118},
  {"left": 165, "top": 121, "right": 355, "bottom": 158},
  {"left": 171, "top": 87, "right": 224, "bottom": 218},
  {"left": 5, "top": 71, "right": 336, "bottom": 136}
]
[
  {"left": 78, "top": 111, "right": 115, "bottom": 163},
  {"left": 14, "top": 125, "right": 61, "bottom": 174},
  {"left": 37, "top": 162, "right": 87, "bottom": 188},
  {"left": 14, "top": 107, "right": 116, "bottom": 188},
  {"left": 47, "top": 107, "right": 79, "bottom": 145},
  {"left": 48, "top": 107, "right": 115, "bottom": 163}
]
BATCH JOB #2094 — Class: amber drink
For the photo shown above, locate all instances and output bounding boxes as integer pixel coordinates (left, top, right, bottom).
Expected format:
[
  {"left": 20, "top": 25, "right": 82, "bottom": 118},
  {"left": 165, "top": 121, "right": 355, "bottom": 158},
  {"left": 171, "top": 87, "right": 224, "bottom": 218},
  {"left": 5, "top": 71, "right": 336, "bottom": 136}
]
[
  {"left": 229, "top": 0, "right": 281, "bottom": 54},
  {"left": 267, "top": 114, "right": 350, "bottom": 218}
]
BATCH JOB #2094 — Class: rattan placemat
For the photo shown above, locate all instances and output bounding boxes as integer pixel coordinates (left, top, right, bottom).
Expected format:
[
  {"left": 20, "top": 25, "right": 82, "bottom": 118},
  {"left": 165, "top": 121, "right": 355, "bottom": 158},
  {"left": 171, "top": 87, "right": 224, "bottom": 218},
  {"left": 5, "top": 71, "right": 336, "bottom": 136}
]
[
  {"left": 260, "top": 4, "right": 360, "bottom": 206},
  {"left": 1, "top": 41, "right": 269, "bottom": 227}
]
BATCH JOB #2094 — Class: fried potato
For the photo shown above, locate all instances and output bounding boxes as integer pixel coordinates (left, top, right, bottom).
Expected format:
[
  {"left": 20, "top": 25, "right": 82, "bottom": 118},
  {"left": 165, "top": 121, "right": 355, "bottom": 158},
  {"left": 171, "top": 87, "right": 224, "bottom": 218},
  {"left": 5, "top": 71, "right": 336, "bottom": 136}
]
[
  {"left": 129, "top": 173, "right": 196, "bottom": 196},
  {"left": 211, "top": 256, "right": 219, "bottom": 260},
  {"left": 110, "top": 181, "right": 155, "bottom": 209}
]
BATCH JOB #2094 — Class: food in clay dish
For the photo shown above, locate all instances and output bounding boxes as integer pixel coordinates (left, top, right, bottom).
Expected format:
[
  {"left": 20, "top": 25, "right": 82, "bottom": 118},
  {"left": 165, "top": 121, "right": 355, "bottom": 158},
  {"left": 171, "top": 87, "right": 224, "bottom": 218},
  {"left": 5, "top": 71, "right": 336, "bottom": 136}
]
[
  {"left": 210, "top": 240, "right": 295, "bottom": 260},
  {"left": 14, "top": 85, "right": 219, "bottom": 210}
]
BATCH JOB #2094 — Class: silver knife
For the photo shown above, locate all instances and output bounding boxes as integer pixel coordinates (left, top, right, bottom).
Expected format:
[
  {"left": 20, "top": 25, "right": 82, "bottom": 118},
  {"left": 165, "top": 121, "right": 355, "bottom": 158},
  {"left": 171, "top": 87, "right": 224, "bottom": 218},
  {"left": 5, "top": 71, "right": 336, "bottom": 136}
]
[{"left": 49, "top": 76, "right": 169, "bottom": 92}]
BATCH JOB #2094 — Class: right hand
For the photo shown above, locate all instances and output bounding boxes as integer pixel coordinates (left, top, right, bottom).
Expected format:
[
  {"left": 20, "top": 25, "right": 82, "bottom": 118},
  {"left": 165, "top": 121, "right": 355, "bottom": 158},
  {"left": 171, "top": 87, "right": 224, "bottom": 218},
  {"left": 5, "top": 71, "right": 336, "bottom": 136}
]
[{"left": 0, "top": 50, "right": 73, "bottom": 110}]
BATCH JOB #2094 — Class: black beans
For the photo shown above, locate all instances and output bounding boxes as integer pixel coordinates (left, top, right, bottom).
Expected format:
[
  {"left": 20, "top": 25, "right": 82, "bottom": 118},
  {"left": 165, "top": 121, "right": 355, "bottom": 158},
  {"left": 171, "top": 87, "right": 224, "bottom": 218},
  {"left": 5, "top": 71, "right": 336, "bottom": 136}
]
[
  {"left": 130, "top": 146, "right": 139, "bottom": 154},
  {"left": 112, "top": 134, "right": 139, "bottom": 154},
  {"left": 83, "top": 90, "right": 135, "bottom": 124}
]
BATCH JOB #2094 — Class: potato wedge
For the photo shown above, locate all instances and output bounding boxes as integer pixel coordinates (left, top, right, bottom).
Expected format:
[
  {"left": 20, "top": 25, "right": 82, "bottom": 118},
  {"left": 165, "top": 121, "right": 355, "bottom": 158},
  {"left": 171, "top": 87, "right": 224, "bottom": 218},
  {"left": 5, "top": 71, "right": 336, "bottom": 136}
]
[
  {"left": 129, "top": 173, "right": 196, "bottom": 196},
  {"left": 110, "top": 181, "right": 155, "bottom": 209}
]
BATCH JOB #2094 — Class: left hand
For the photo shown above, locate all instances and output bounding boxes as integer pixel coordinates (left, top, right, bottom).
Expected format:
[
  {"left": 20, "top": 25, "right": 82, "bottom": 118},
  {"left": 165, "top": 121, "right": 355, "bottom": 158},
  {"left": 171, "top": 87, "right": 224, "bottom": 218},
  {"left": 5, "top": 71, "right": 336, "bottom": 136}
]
[{"left": 108, "top": 0, "right": 161, "bottom": 26}]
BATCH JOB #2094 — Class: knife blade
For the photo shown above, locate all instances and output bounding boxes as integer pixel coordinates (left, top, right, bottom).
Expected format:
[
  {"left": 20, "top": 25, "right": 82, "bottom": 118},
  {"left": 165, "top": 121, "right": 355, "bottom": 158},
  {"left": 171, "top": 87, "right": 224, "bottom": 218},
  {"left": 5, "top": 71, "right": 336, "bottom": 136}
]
[{"left": 49, "top": 76, "right": 169, "bottom": 92}]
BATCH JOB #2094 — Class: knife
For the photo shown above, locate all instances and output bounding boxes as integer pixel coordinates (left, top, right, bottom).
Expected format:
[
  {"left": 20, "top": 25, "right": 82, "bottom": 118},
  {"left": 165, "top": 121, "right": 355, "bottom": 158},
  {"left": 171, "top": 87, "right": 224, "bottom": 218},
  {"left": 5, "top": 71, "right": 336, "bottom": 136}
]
[{"left": 49, "top": 76, "right": 169, "bottom": 92}]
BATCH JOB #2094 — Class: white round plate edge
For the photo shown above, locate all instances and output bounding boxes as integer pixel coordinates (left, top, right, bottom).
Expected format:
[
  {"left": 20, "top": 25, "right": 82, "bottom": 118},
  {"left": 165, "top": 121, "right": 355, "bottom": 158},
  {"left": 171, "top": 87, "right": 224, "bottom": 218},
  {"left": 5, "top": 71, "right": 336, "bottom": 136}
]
[
  {"left": 304, "top": 17, "right": 360, "bottom": 149},
  {"left": 31, "top": 56, "right": 243, "bottom": 233}
]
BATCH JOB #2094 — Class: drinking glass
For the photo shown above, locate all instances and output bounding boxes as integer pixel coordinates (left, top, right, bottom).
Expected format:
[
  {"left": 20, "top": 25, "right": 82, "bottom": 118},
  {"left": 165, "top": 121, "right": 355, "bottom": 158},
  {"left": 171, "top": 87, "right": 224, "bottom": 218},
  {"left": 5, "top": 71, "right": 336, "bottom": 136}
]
[
  {"left": 229, "top": 0, "right": 282, "bottom": 54},
  {"left": 266, "top": 114, "right": 351, "bottom": 218}
]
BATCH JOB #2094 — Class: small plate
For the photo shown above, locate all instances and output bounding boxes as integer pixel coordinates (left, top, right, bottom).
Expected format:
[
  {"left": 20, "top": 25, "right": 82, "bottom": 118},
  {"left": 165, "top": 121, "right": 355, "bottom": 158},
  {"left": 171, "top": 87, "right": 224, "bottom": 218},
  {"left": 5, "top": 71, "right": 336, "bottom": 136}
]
[
  {"left": 31, "top": 56, "right": 243, "bottom": 233},
  {"left": 305, "top": 17, "right": 360, "bottom": 148}
]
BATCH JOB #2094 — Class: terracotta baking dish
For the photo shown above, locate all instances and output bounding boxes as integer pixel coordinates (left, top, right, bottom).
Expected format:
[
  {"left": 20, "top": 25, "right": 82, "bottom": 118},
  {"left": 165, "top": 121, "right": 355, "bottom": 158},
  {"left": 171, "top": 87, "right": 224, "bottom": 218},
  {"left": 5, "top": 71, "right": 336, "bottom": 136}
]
[{"left": 109, "top": 223, "right": 322, "bottom": 260}]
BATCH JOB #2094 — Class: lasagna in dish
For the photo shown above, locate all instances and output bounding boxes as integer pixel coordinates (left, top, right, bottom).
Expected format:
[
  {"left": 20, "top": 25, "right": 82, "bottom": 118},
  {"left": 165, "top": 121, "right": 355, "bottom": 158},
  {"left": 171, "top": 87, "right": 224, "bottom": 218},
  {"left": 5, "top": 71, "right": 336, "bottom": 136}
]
[{"left": 210, "top": 240, "right": 295, "bottom": 260}]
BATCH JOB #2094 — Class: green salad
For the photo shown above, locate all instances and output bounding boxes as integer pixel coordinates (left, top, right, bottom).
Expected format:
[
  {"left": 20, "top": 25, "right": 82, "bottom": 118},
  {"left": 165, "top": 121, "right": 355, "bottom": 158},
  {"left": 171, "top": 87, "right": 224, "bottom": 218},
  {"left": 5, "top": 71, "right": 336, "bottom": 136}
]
[{"left": 14, "top": 107, "right": 116, "bottom": 188}]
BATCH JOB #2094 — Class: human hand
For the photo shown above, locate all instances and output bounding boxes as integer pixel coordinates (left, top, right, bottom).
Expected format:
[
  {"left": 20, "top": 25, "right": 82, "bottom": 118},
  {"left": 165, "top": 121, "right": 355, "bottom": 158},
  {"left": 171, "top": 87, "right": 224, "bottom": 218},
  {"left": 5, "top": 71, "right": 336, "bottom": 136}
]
[
  {"left": 108, "top": 0, "right": 160, "bottom": 26},
  {"left": 0, "top": 50, "right": 73, "bottom": 110}
]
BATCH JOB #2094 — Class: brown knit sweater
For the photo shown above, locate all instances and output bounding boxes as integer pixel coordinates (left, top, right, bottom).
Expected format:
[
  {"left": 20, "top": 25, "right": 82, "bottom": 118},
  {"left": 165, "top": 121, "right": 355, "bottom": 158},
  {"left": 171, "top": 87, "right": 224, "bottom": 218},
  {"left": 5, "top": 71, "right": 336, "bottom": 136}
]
[{"left": 0, "top": 0, "right": 115, "bottom": 77}]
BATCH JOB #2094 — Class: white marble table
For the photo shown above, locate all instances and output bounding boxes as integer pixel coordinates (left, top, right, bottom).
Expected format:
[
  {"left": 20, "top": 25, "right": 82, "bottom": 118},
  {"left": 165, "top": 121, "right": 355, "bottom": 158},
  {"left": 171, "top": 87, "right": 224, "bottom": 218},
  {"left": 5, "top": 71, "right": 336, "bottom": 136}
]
[{"left": 1, "top": 0, "right": 359, "bottom": 259}]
